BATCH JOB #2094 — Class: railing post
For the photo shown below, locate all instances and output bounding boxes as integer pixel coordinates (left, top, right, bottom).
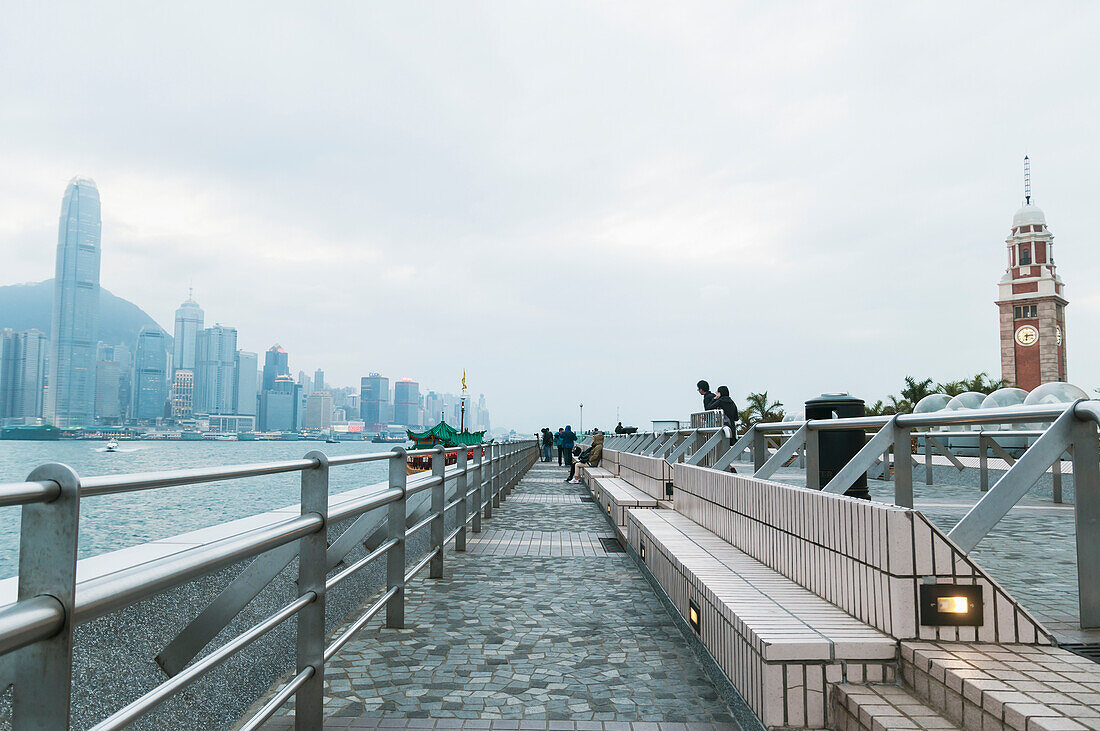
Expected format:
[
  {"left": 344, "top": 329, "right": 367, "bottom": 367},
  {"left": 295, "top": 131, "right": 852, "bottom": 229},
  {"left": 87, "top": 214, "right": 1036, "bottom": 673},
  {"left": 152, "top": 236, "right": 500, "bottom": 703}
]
[
  {"left": 482, "top": 445, "right": 493, "bottom": 520},
  {"left": 386, "top": 447, "right": 407, "bottom": 628},
  {"left": 295, "top": 451, "right": 329, "bottom": 730},
  {"left": 925, "top": 433, "right": 934, "bottom": 485},
  {"left": 805, "top": 426, "right": 820, "bottom": 490},
  {"left": 752, "top": 428, "right": 767, "bottom": 473},
  {"left": 979, "top": 434, "right": 989, "bottom": 492},
  {"left": 1072, "top": 419, "right": 1100, "bottom": 628},
  {"left": 495, "top": 444, "right": 502, "bottom": 506},
  {"left": 1052, "top": 452, "right": 1063, "bottom": 504},
  {"left": 14, "top": 463, "right": 80, "bottom": 731},
  {"left": 455, "top": 447, "right": 468, "bottom": 552},
  {"left": 894, "top": 426, "right": 913, "bottom": 508},
  {"left": 430, "top": 446, "right": 446, "bottom": 579},
  {"left": 471, "top": 445, "right": 483, "bottom": 533}
]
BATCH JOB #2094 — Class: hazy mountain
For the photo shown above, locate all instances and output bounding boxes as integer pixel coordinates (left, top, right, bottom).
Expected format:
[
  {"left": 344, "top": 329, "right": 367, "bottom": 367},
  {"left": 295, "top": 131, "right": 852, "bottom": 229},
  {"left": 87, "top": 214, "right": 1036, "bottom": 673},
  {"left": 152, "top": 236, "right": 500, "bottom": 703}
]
[{"left": 0, "top": 279, "right": 169, "bottom": 348}]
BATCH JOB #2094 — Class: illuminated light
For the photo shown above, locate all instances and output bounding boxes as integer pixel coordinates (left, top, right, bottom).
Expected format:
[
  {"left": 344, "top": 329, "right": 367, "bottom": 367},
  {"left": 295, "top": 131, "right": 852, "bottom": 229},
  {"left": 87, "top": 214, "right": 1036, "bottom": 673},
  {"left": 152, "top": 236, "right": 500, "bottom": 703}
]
[
  {"left": 639, "top": 541, "right": 646, "bottom": 562},
  {"left": 688, "top": 600, "right": 701, "bottom": 633},
  {"left": 920, "top": 584, "right": 983, "bottom": 626}
]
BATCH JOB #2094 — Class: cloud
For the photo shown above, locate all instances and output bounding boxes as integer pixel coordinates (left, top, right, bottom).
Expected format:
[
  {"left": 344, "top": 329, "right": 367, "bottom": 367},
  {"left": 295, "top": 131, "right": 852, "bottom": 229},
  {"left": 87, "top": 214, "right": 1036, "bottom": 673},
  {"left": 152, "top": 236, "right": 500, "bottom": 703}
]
[{"left": 1, "top": 1, "right": 1099, "bottom": 431}]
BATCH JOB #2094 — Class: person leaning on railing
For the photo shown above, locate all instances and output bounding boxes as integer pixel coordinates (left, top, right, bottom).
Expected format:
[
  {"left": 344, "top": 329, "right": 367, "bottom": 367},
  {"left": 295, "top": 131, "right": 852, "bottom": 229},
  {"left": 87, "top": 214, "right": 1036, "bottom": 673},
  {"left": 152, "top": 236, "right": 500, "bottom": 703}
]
[
  {"left": 697, "top": 379, "right": 718, "bottom": 410},
  {"left": 712, "top": 385, "right": 739, "bottom": 442}
]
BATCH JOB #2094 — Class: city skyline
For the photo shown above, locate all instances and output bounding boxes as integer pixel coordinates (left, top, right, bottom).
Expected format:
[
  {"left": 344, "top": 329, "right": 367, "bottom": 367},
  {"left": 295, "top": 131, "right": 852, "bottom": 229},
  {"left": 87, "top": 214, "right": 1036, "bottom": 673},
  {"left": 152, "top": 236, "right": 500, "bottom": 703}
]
[{"left": 0, "top": 175, "right": 496, "bottom": 432}]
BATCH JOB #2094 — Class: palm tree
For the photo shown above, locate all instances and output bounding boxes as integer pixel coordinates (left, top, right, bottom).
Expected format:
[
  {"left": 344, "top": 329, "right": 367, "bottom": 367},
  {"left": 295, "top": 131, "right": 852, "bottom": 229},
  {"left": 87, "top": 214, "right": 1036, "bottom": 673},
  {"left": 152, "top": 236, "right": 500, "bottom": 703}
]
[
  {"left": 887, "top": 395, "right": 909, "bottom": 414},
  {"left": 864, "top": 400, "right": 887, "bottom": 417},
  {"left": 740, "top": 391, "right": 784, "bottom": 430},
  {"left": 900, "top": 377, "right": 935, "bottom": 405}
]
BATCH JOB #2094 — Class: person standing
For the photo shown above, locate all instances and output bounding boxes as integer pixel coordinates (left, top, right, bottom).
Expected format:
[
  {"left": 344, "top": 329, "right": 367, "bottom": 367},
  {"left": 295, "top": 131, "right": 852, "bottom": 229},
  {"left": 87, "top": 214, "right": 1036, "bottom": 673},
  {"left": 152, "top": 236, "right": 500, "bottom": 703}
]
[
  {"left": 541, "top": 428, "right": 553, "bottom": 462},
  {"left": 560, "top": 425, "right": 577, "bottom": 466},
  {"left": 555, "top": 427, "right": 566, "bottom": 465},
  {"left": 697, "top": 380, "right": 718, "bottom": 411}
]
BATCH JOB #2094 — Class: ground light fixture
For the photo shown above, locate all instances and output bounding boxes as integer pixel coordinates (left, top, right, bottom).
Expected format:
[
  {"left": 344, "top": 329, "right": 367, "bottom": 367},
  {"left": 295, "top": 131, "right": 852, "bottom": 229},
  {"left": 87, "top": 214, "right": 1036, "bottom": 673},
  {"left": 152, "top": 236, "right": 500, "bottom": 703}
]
[
  {"left": 919, "top": 584, "right": 984, "bottom": 626},
  {"left": 665, "top": 481, "right": 674, "bottom": 499},
  {"left": 688, "top": 600, "right": 701, "bottom": 634},
  {"left": 639, "top": 540, "right": 646, "bottom": 562}
]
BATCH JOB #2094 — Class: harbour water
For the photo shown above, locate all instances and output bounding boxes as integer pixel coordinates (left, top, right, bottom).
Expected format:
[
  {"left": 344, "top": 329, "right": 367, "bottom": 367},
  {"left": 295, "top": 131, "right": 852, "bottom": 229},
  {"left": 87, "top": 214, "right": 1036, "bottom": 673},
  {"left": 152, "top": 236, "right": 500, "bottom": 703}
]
[{"left": 0, "top": 440, "right": 402, "bottom": 579}]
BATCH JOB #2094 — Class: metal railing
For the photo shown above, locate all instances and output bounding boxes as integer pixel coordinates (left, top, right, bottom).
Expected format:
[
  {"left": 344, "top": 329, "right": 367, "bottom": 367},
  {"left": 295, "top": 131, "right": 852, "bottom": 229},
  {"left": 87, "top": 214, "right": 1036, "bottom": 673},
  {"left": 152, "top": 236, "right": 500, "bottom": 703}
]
[
  {"left": 605, "top": 402, "right": 1100, "bottom": 628},
  {"left": 0, "top": 440, "right": 538, "bottom": 729}
]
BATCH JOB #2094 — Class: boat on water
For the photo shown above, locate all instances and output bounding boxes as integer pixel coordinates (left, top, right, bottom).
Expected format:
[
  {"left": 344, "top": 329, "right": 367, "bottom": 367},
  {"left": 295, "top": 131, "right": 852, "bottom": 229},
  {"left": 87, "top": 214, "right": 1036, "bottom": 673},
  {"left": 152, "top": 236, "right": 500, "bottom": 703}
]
[
  {"left": 0, "top": 424, "right": 61, "bottom": 441},
  {"left": 404, "top": 420, "right": 489, "bottom": 475},
  {"left": 371, "top": 425, "right": 408, "bottom": 443},
  {"left": 105, "top": 440, "right": 119, "bottom": 452}
]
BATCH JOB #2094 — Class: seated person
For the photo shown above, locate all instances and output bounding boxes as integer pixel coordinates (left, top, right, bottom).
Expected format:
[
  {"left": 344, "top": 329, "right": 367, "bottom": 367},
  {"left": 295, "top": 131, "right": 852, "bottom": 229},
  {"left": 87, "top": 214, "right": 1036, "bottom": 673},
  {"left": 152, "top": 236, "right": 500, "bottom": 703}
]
[{"left": 566, "top": 430, "right": 604, "bottom": 483}]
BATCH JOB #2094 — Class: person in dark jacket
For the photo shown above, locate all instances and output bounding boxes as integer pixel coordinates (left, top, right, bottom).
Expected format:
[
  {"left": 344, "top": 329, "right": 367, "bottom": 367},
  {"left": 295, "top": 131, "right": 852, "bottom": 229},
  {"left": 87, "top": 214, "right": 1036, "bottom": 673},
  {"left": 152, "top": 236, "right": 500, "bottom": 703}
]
[
  {"left": 560, "top": 425, "right": 577, "bottom": 466},
  {"left": 555, "top": 428, "right": 566, "bottom": 465},
  {"left": 541, "top": 428, "right": 553, "bottom": 462},
  {"left": 697, "top": 380, "right": 718, "bottom": 411},
  {"left": 712, "top": 386, "right": 739, "bottom": 440}
]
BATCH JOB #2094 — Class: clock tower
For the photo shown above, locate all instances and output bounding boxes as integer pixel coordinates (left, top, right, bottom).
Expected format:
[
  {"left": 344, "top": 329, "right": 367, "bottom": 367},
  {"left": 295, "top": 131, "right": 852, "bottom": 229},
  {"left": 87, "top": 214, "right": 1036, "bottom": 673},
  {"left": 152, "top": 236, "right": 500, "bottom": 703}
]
[{"left": 996, "top": 157, "right": 1067, "bottom": 390}]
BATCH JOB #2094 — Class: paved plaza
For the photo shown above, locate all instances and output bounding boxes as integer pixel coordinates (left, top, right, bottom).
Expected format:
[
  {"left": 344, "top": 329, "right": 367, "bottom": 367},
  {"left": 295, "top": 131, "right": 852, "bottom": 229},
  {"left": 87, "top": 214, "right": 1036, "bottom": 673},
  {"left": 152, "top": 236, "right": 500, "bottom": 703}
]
[{"left": 262, "top": 461, "right": 744, "bottom": 729}]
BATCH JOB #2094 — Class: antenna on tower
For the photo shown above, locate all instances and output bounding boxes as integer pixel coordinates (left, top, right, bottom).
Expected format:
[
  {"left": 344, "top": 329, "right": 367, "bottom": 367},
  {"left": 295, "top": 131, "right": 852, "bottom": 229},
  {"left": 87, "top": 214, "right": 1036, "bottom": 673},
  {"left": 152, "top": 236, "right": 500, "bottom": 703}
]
[{"left": 1024, "top": 155, "right": 1031, "bottom": 205}]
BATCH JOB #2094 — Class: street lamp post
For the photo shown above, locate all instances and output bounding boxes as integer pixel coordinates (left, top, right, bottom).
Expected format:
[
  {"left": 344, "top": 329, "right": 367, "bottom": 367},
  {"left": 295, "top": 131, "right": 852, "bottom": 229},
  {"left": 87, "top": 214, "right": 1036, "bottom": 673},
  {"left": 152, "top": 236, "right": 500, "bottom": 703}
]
[{"left": 579, "top": 403, "right": 583, "bottom": 434}]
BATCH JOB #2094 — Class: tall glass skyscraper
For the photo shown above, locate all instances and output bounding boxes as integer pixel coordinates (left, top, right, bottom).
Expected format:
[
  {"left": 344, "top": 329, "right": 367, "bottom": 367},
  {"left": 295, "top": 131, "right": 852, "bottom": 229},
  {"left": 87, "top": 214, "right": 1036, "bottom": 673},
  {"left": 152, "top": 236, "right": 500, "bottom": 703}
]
[
  {"left": 193, "top": 325, "right": 238, "bottom": 415},
  {"left": 394, "top": 378, "right": 420, "bottom": 427},
  {"left": 262, "top": 345, "right": 289, "bottom": 392},
  {"left": 133, "top": 327, "right": 169, "bottom": 422},
  {"left": 45, "top": 177, "right": 101, "bottom": 426},
  {"left": 173, "top": 292, "right": 204, "bottom": 375}
]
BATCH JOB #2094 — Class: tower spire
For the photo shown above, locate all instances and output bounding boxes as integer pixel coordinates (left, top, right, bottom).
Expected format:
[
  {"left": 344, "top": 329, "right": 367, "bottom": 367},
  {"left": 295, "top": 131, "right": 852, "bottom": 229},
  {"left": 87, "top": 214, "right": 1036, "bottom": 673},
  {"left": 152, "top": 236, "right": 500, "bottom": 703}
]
[{"left": 1024, "top": 155, "right": 1031, "bottom": 205}]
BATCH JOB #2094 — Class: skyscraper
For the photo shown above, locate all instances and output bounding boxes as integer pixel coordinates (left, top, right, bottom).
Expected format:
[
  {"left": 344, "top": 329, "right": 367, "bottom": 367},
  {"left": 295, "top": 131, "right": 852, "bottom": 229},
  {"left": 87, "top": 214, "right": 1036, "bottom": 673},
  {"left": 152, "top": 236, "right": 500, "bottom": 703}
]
[
  {"left": 234, "top": 351, "right": 258, "bottom": 416},
  {"left": 304, "top": 391, "right": 333, "bottom": 430},
  {"left": 94, "top": 359, "right": 121, "bottom": 421},
  {"left": 133, "top": 327, "right": 169, "bottom": 422},
  {"left": 360, "top": 373, "right": 389, "bottom": 430},
  {"left": 0, "top": 329, "right": 47, "bottom": 421},
  {"left": 314, "top": 369, "right": 325, "bottom": 392},
  {"left": 193, "top": 325, "right": 238, "bottom": 414},
  {"left": 45, "top": 176, "right": 101, "bottom": 426},
  {"left": 262, "top": 345, "right": 289, "bottom": 391},
  {"left": 394, "top": 378, "right": 420, "bottom": 427},
  {"left": 171, "top": 370, "right": 194, "bottom": 419},
  {"left": 259, "top": 374, "right": 300, "bottom": 432},
  {"left": 173, "top": 292, "right": 204, "bottom": 375}
]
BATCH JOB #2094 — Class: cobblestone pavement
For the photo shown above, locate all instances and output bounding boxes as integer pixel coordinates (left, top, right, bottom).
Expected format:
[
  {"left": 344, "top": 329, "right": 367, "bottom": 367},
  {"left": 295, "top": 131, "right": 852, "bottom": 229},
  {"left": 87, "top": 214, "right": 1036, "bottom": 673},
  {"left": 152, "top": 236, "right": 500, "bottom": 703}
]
[
  {"left": 266, "top": 461, "right": 741, "bottom": 729},
  {"left": 764, "top": 460, "right": 1094, "bottom": 643}
]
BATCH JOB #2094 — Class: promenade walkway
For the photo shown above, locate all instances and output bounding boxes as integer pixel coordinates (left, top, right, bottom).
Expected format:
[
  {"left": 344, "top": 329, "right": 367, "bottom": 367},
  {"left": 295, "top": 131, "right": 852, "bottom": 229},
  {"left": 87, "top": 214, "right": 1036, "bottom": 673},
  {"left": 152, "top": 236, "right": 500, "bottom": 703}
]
[{"left": 262, "top": 460, "right": 747, "bottom": 730}]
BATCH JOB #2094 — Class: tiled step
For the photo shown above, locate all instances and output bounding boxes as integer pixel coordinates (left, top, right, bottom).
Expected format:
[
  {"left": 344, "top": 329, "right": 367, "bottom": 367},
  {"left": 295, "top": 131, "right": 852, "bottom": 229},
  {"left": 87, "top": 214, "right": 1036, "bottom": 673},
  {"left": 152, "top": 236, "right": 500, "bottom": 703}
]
[
  {"left": 833, "top": 683, "right": 959, "bottom": 730},
  {"left": 902, "top": 641, "right": 1100, "bottom": 730},
  {"left": 626, "top": 509, "right": 897, "bottom": 728}
]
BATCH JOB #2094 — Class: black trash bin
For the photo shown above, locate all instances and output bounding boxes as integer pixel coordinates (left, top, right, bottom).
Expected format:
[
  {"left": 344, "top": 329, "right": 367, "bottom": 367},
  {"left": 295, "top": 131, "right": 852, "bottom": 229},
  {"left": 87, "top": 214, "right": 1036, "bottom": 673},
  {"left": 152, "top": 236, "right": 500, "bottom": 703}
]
[{"left": 805, "top": 393, "right": 869, "bottom": 500}]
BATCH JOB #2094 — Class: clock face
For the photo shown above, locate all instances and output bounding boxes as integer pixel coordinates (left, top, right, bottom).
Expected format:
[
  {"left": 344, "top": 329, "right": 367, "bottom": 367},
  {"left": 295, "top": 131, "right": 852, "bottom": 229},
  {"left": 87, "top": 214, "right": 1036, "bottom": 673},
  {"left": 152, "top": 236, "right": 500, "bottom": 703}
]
[
  {"left": 1057, "top": 326, "right": 1063, "bottom": 346},
  {"left": 1015, "top": 325, "right": 1039, "bottom": 346}
]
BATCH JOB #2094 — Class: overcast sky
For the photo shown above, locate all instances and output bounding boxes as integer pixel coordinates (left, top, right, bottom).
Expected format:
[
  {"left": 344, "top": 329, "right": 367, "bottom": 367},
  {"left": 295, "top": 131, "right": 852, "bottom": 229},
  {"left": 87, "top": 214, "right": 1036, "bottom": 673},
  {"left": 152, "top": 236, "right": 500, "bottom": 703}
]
[{"left": 1, "top": 2, "right": 1098, "bottom": 433}]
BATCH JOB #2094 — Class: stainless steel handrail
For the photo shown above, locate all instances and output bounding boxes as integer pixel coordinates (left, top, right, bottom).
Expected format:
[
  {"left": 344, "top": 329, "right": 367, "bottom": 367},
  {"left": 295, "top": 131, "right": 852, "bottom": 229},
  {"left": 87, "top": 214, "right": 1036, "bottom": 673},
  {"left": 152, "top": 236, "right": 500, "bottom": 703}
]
[
  {"left": 0, "top": 480, "right": 60, "bottom": 507},
  {"left": 0, "top": 439, "right": 540, "bottom": 730},
  {"left": 626, "top": 398, "right": 1100, "bottom": 629},
  {"left": 79, "top": 459, "right": 318, "bottom": 496}
]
